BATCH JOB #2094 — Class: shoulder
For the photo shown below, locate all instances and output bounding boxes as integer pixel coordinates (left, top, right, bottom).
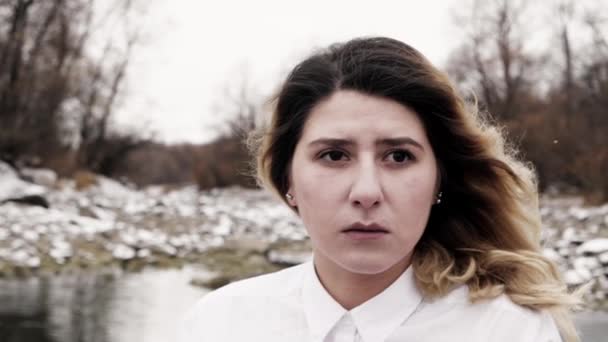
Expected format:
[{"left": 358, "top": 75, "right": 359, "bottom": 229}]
[
  {"left": 177, "top": 262, "right": 309, "bottom": 342},
  {"left": 437, "top": 285, "right": 549, "bottom": 315},
  {"left": 438, "top": 285, "right": 537, "bottom": 315},
  {"left": 479, "top": 295, "right": 561, "bottom": 341},
  {"left": 421, "top": 286, "right": 562, "bottom": 341}
]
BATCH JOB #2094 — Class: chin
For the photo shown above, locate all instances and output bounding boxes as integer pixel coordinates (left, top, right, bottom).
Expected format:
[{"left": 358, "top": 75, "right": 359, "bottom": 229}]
[{"left": 337, "top": 255, "right": 405, "bottom": 275}]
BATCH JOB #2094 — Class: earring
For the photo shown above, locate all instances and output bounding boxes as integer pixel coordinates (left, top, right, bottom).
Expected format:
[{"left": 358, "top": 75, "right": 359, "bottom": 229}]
[
  {"left": 285, "top": 193, "right": 294, "bottom": 201},
  {"left": 435, "top": 191, "right": 443, "bottom": 204}
]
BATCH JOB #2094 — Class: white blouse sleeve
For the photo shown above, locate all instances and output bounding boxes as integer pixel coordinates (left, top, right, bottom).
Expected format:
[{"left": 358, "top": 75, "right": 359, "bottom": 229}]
[
  {"left": 490, "top": 308, "right": 563, "bottom": 342},
  {"left": 531, "top": 311, "right": 563, "bottom": 342}
]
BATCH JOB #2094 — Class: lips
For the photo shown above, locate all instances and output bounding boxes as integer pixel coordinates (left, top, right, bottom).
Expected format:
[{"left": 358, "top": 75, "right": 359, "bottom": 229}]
[
  {"left": 342, "top": 222, "right": 390, "bottom": 234},
  {"left": 342, "top": 223, "right": 389, "bottom": 241}
]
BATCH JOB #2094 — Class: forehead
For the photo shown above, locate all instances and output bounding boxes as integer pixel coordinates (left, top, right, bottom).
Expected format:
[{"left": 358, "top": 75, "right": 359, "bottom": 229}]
[{"left": 300, "top": 90, "right": 428, "bottom": 142}]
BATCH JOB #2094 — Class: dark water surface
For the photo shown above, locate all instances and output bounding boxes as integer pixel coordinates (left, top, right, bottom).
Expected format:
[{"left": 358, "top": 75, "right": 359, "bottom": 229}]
[
  {"left": 0, "top": 267, "right": 606, "bottom": 342},
  {"left": 0, "top": 267, "right": 208, "bottom": 342}
]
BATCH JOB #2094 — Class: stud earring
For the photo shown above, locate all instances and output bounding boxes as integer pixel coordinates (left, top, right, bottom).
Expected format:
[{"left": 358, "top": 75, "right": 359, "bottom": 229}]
[
  {"left": 435, "top": 191, "right": 443, "bottom": 204},
  {"left": 285, "top": 193, "right": 294, "bottom": 201}
]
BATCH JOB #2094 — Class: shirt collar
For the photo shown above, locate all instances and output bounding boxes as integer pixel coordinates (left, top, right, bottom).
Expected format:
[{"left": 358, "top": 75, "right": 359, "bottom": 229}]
[
  {"left": 301, "top": 259, "right": 423, "bottom": 342},
  {"left": 350, "top": 264, "right": 423, "bottom": 342},
  {"left": 302, "top": 261, "right": 347, "bottom": 340}
]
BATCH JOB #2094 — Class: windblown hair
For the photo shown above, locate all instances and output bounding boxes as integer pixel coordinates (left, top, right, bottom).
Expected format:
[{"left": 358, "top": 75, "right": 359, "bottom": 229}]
[{"left": 250, "top": 37, "right": 582, "bottom": 341}]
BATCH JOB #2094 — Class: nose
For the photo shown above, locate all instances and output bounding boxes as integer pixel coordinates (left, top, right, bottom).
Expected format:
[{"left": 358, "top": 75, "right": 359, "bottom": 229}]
[{"left": 348, "top": 159, "right": 383, "bottom": 209}]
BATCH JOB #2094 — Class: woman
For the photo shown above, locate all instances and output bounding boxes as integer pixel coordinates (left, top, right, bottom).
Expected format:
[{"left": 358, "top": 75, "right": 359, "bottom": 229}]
[{"left": 179, "top": 37, "right": 581, "bottom": 341}]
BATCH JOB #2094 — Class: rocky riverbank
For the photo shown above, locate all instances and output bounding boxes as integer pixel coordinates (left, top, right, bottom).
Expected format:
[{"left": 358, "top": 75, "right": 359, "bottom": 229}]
[{"left": 1, "top": 162, "right": 607, "bottom": 309}]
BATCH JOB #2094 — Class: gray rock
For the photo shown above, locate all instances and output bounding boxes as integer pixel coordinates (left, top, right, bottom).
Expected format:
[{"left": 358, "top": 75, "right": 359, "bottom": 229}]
[
  {"left": 577, "top": 238, "right": 608, "bottom": 255},
  {"left": 542, "top": 248, "right": 561, "bottom": 262},
  {"left": 0, "top": 160, "right": 17, "bottom": 177},
  {"left": 599, "top": 252, "right": 608, "bottom": 265},
  {"left": 574, "top": 256, "right": 601, "bottom": 270},
  {"left": 564, "top": 268, "right": 592, "bottom": 286},
  {"left": 0, "top": 171, "right": 46, "bottom": 203},
  {"left": 20, "top": 168, "right": 57, "bottom": 187}
]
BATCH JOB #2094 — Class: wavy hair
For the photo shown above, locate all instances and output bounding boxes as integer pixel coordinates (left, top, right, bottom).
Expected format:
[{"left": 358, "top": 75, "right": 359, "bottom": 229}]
[{"left": 249, "top": 37, "right": 582, "bottom": 341}]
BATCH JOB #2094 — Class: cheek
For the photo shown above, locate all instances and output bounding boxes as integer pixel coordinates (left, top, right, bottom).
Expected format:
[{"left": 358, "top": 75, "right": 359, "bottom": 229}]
[
  {"left": 291, "top": 155, "right": 344, "bottom": 198},
  {"left": 291, "top": 166, "right": 345, "bottom": 233},
  {"left": 390, "top": 168, "right": 437, "bottom": 206},
  {"left": 294, "top": 170, "right": 341, "bottom": 218}
]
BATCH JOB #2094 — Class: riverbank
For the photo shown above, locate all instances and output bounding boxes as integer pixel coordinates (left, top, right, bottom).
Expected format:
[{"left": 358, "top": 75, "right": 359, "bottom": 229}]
[{"left": 1, "top": 164, "right": 607, "bottom": 309}]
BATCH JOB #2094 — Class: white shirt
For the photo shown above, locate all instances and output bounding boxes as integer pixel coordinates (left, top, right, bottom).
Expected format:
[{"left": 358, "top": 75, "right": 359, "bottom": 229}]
[{"left": 178, "top": 261, "right": 562, "bottom": 342}]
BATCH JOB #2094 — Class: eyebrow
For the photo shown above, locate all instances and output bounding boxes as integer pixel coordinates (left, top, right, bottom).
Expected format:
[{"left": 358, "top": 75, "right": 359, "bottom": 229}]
[{"left": 307, "top": 137, "right": 424, "bottom": 150}]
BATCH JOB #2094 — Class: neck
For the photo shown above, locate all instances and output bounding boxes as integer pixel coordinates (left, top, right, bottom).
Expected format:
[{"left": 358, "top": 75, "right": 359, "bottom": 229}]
[{"left": 313, "top": 255, "right": 412, "bottom": 310}]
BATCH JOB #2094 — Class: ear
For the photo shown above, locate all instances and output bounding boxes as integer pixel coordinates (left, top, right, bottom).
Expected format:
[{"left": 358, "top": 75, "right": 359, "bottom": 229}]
[
  {"left": 286, "top": 185, "right": 297, "bottom": 207},
  {"left": 285, "top": 164, "right": 298, "bottom": 207}
]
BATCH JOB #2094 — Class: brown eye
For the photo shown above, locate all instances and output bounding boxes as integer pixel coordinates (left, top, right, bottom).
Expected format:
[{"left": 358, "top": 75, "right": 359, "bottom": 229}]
[
  {"left": 321, "top": 150, "right": 347, "bottom": 161},
  {"left": 387, "top": 150, "right": 413, "bottom": 163}
]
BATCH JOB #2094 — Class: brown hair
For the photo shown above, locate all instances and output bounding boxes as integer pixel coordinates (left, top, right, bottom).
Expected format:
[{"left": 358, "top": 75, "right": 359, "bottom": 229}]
[{"left": 250, "top": 37, "right": 581, "bottom": 341}]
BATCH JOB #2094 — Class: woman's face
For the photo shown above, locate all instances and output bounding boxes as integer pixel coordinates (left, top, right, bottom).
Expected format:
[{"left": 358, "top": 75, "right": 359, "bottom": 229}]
[{"left": 287, "top": 90, "right": 439, "bottom": 276}]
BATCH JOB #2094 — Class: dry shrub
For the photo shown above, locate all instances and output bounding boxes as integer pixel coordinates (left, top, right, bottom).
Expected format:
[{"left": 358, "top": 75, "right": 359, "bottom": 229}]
[
  {"left": 194, "top": 136, "right": 257, "bottom": 190},
  {"left": 43, "top": 149, "right": 78, "bottom": 178},
  {"left": 572, "top": 150, "right": 608, "bottom": 204},
  {"left": 78, "top": 132, "right": 148, "bottom": 177},
  {"left": 507, "top": 107, "right": 608, "bottom": 204},
  {"left": 106, "top": 136, "right": 257, "bottom": 190},
  {"left": 109, "top": 143, "right": 198, "bottom": 187},
  {"left": 74, "top": 170, "right": 99, "bottom": 190}
]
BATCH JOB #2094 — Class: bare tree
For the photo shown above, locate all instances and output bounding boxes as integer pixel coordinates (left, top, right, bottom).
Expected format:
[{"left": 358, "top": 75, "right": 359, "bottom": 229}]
[
  {"left": 446, "top": 0, "right": 538, "bottom": 120},
  {"left": 0, "top": 0, "right": 148, "bottom": 175},
  {"left": 445, "top": 0, "right": 608, "bottom": 202},
  {"left": 581, "top": 9, "right": 608, "bottom": 111},
  {"left": 195, "top": 76, "right": 265, "bottom": 190}
]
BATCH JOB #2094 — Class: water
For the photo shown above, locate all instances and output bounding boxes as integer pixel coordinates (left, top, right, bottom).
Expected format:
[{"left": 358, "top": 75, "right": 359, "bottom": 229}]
[
  {"left": 0, "top": 267, "right": 209, "bottom": 342},
  {"left": 0, "top": 267, "right": 606, "bottom": 342}
]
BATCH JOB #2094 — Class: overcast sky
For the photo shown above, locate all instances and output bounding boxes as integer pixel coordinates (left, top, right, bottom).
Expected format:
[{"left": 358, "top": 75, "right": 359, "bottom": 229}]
[{"left": 115, "top": 0, "right": 462, "bottom": 144}]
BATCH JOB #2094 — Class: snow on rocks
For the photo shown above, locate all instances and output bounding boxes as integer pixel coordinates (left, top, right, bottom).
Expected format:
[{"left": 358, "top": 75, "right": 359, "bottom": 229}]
[
  {"left": 0, "top": 172, "right": 305, "bottom": 278},
  {"left": 599, "top": 252, "right": 608, "bottom": 265},
  {"left": 49, "top": 238, "right": 72, "bottom": 263},
  {"left": 577, "top": 238, "right": 608, "bottom": 255},
  {"left": 1, "top": 171, "right": 608, "bottom": 307},
  {"left": 20, "top": 168, "right": 57, "bottom": 187},
  {"left": 541, "top": 195, "right": 608, "bottom": 308},
  {"left": 542, "top": 248, "right": 561, "bottom": 263},
  {"left": 564, "top": 268, "right": 593, "bottom": 286},
  {"left": 0, "top": 162, "right": 46, "bottom": 203},
  {"left": 0, "top": 161, "right": 15, "bottom": 175},
  {"left": 210, "top": 215, "right": 232, "bottom": 236},
  {"left": 112, "top": 244, "right": 136, "bottom": 260},
  {"left": 11, "top": 249, "right": 40, "bottom": 268}
]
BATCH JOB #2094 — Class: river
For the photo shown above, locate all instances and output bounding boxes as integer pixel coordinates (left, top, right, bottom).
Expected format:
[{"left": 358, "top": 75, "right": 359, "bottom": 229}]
[{"left": 1, "top": 267, "right": 606, "bottom": 342}]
